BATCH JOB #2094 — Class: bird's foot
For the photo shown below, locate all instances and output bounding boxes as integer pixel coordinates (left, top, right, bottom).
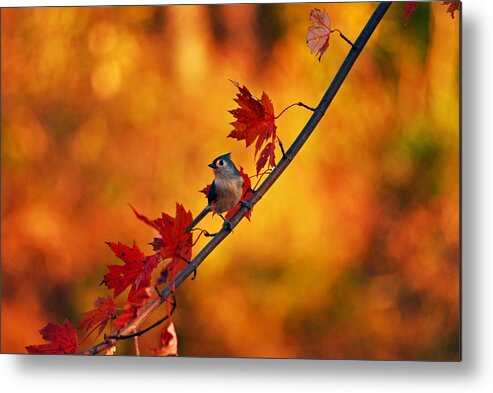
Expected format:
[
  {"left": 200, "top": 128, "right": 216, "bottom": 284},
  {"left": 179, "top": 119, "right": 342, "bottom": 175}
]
[
  {"left": 240, "top": 201, "right": 252, "bottom": 210},
  {"left": 222, "top": 219, "right": 233, "bottom": 232}
]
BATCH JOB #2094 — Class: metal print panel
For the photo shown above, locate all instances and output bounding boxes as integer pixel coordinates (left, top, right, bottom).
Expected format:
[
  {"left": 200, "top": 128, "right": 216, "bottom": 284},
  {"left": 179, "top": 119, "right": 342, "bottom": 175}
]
[{"left": 1, "top": 1, "right": 460, "bottom": 359}]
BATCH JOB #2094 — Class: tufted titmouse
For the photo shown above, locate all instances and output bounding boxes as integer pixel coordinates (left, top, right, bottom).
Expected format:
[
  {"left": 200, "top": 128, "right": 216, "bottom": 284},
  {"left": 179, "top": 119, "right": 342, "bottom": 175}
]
[{"left": 185, "top": 153, "right": 249, "bottom": 233}]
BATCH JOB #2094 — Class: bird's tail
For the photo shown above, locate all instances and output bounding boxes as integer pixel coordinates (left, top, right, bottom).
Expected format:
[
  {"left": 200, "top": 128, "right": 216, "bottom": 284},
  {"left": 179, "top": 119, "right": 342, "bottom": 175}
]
[{"left": 185, "top": 205, "right": 212, "bottom": 233}]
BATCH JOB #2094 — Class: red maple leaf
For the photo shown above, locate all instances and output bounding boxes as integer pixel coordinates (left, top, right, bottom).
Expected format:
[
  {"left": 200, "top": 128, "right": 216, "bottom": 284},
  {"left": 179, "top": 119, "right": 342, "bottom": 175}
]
[
  {"left": 225, "top": 166, "right": 254, "bottom": 221},
  {"left": 103, "top": 241, "right": 160, "bottom": 298},
  {"left": 199, "top": 183, "right": 211, "bottom": 198},
  {"left": 114, "top": 287, "right": 153, "bottom": 329},
  {"left": 404, "top": 2, "right": 419, "bottom": 26},
  {"left": 306, "top": 8, "right": 331, "bottom": 61},
  {"left": 256, "top": 141, "right": 276, "bottom": 174},
  {"left": 151, "top": 323, "right": 178, "bottom": 356},
  {"left": 131, "top": 203, "right": 193, "bottom": 263},
  {"left": 78, "top": 296, "right": 116, "bottom": 336},
  {"left": 26, "top": 319, "right": 78, "bottom": 354},
  {"left": 228, "top": 80, "right": 277, "bottom": 157},
  {"left": 442, "top": 1, "right": 460, "bottom": 19}
]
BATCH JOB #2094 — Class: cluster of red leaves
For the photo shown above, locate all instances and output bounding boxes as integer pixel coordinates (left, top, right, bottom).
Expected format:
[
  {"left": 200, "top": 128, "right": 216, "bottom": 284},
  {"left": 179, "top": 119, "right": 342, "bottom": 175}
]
[
  {"left": 26, "top": 204, "right": 193, "bottom": 354},
  {"left": 27, "top": 12, "right": 335, "bottom": 356},
  {"left": 26, "top": 4, "right": 461, "bottom": 357},
  {"left": 404, "top": 1, "right": 460, "bottom": 25},
  {"left": 306, "top": 8, "right": 332, "bottom": 61},
  {"left": 132, "top": 203, "right": 193, "bottom": 288},
  {"left": 228, "top": 80, "right": 278, "bottom": 174}
]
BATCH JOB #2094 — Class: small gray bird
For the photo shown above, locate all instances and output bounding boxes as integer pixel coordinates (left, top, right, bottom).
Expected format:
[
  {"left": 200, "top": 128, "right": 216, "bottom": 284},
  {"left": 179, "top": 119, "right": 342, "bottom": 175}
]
[{"left": 186, "top": 153, "right": 247, "bottom": 233}]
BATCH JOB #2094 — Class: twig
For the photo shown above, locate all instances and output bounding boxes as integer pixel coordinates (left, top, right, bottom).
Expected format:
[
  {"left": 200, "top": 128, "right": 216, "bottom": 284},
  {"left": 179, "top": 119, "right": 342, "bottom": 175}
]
[
  {"left": 81, "top": 2, "right": 392, "bottom": 355},
  {"left": 252, "top": 168, "right": 271, "bottom": 190},
  {"left": 331, "top": 28, "right": 356, "bottom": 48},
  {"left": 78, "top": 323, "right": 105, "bottom": 347},
  {"left": 248, "top": 169, "right": 271, "bottom": 180},
  {"left": 274, "top": 102, "right": 316, "bottom": 119},
  {"left": 107, "top": 297, "right": 176, "bottom": 340}
]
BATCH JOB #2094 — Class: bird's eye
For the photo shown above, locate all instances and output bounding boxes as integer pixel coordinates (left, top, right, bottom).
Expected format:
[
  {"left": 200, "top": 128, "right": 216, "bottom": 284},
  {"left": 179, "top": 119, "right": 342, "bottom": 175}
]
[{"left": 218, "top": 160, "right": 224, "bottom": 166}]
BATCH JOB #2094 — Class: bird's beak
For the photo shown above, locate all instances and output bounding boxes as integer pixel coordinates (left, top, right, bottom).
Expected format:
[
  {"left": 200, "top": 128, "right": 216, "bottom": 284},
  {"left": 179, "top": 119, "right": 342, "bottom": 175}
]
[{"left": 208, "top": 163, "right": 217, "bottom": 169}]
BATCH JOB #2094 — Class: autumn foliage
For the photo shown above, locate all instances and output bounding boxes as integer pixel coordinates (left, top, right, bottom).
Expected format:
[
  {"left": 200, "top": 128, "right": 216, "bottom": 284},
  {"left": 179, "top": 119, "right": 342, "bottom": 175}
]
[
  {"left": 25, "top": 77, "right": 288, "bottom": 355},
  {"left": 4, "top": 3, "right": 458, "bottom": 359}
]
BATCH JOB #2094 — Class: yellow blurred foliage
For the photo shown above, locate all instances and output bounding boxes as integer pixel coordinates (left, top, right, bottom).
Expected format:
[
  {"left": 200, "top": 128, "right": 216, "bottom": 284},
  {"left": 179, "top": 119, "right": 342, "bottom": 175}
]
[{"left": 1, "top": 2, "right": 459, "bottom": 359}]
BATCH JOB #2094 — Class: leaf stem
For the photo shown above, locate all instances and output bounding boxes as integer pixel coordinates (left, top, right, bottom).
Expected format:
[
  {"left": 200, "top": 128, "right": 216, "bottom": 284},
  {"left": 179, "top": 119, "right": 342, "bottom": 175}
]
[
  {"left": 275, "top": 102, "right": 316, "bottom": 119},
  {"left": 330, "top": 28, "right": 356, "bottom": 48},
  {"left": 277, "top": 136, "right": 286, "bottom": 158},
  {"left": 248, "top": 169, "right": 272, "bottom": 180},
  {"left": 252, "top": 169, "right": 271, "bottom": 190},
  {"left": 78, "top": 323, "right": 105, "bottom": 347}
]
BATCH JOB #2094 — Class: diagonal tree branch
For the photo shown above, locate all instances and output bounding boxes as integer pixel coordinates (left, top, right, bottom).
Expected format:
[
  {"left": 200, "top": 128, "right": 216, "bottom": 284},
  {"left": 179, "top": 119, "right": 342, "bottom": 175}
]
[{"left": 82, "top": 2, "right": 392, "bottom": 355}]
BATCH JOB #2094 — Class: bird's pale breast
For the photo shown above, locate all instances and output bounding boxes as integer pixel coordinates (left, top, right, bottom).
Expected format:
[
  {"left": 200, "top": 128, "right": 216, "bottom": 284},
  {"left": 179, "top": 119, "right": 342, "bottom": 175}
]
[{"left": 212, "top": 176, "right": 243, "bottom": 213}]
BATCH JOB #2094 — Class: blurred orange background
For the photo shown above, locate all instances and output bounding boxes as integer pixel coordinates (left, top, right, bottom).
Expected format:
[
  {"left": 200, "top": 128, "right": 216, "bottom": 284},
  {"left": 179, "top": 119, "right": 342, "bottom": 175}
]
[{"left": 1, "top": 2, "right": 459, "bottom": 359}]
